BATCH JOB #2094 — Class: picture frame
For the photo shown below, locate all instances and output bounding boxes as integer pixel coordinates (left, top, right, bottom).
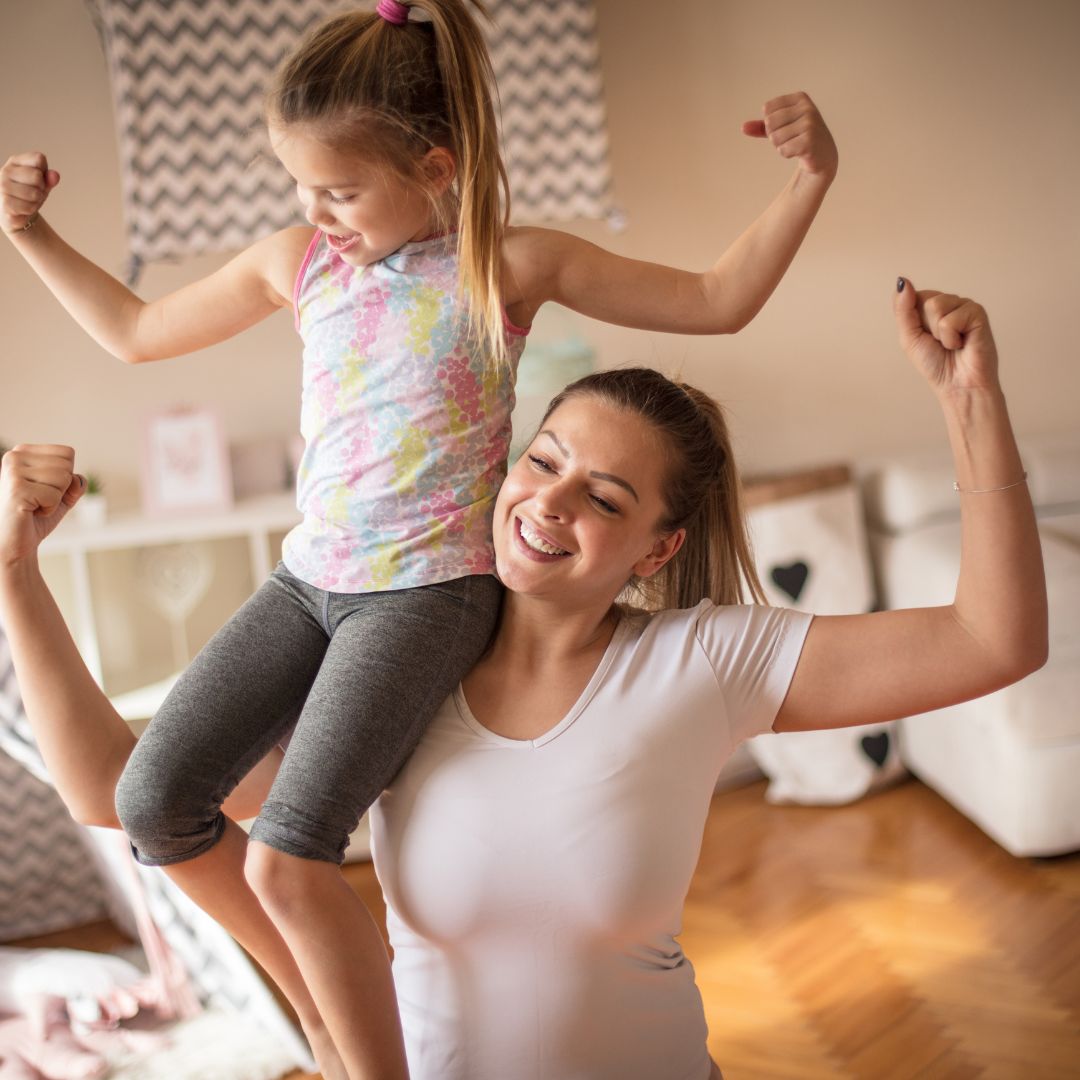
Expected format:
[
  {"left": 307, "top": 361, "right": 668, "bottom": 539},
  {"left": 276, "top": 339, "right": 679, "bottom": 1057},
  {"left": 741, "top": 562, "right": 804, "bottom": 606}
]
[{"left": 141, "top": 408, "right": 234, "bottom": 516}]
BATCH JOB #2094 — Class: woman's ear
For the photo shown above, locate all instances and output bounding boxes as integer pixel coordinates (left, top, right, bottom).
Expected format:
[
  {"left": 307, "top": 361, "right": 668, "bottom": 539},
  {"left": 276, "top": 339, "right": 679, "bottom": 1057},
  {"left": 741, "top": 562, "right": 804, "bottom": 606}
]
[
  {"left": 421, "top": 146, "right": 457, "bottom": 197},
  {"left": 633, "top": 528, "right": 686, "bottom": 579}
]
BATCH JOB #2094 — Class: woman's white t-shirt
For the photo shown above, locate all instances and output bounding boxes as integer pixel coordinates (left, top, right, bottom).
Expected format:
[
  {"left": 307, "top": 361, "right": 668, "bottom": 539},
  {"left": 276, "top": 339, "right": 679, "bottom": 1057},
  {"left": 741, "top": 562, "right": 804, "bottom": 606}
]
[{"left": 370, "top": 600, "right": 813, "bottom": 1080}]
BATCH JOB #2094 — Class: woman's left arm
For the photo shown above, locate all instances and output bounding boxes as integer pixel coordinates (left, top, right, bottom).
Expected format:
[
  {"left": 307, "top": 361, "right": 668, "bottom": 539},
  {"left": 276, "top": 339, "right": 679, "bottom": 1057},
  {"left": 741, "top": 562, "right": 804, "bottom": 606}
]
[
  {"left": 774, "top": 280, "right": 1048, "bottom": 733},
  {"left": 502, "top": 92, "right": 837, "bottom": 334}
]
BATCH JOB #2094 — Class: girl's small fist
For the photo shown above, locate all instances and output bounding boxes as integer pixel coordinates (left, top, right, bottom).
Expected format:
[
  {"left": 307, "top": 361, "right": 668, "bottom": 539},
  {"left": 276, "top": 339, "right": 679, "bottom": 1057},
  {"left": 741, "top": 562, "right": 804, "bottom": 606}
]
[
  {"left": 1, "top": 152, "right": 60, "bottom": 235},
  {"left": 743, "top": 92, "right": 838, "bottom": 182}
]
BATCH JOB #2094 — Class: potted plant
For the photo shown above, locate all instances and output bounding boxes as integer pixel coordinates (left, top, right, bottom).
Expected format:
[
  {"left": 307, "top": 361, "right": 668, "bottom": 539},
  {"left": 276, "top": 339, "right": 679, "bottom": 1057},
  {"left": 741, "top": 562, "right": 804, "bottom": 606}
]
[{"left": 74, "top": 472, "right": 108, "bottom": 527}]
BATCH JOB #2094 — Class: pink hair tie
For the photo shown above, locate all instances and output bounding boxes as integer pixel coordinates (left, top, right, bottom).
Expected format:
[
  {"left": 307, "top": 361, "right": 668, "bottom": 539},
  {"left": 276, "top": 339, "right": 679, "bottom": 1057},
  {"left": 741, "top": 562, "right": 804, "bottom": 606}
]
[{"left": 376, "top": 0, "right": 410, "bottom": 25}]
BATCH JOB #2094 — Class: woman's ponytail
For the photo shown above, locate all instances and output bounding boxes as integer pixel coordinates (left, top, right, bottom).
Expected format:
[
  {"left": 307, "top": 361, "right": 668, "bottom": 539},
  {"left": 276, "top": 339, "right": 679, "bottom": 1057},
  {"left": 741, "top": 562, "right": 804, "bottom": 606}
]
[{"left": 654, "top": 385, "right": 765, "bottom": 610}]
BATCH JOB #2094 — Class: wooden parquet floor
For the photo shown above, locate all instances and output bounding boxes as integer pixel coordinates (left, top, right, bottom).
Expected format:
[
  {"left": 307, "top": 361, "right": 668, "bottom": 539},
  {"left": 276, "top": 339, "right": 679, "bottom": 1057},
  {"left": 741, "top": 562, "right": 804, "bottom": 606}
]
[
  {"left": 682, "top": 779, "right": 1080, "bottom": 1079},
  {"left": 13, "top": 777, "right": 1080, "bottom": 1079}
]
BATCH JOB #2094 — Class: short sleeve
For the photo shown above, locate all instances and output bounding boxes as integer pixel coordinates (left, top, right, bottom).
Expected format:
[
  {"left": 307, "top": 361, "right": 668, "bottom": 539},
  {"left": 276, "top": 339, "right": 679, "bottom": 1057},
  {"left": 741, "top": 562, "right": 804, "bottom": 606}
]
[{"left": 693, "top": 601, "right": 813, "bottom": 744}]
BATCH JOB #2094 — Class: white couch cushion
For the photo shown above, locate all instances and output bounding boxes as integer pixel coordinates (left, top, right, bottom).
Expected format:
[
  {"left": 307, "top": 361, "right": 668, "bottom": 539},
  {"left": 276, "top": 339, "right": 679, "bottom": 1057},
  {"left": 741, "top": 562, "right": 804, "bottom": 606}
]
[
  {"left": 874, "top": 522, "right": 1080, "bottom": 744},
  {"left": 862, "top": 428, "right": 1080, "bottom": 534},
  {"left": 1024, "top": 430, "right": 1080, "bottom": 508},
  {"left": 1041, "top": 510, "right": 1080, "bottom": 548},
  {"left": 862, "top": 451, "right": 959, "bottom": 533}
]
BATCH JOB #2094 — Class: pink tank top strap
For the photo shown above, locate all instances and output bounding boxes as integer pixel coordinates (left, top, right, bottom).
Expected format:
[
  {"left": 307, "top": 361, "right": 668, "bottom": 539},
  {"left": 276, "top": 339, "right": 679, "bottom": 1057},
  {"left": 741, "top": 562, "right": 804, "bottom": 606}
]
[{"left": 293, "top": 229, "right": 323, "bottom": 332}]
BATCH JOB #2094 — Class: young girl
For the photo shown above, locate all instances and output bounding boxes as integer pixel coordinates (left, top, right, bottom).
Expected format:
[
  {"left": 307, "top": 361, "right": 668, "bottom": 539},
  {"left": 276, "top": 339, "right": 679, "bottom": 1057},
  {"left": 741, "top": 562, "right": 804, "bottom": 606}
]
[{"left": 1, "top": 1, "right": 837, "bottom": 1076}]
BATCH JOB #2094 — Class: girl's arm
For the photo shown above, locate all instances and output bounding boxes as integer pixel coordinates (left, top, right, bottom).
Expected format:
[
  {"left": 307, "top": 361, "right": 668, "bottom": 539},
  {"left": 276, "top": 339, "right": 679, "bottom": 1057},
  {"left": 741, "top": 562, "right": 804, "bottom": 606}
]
[
  {"left": 0, "top": 446, "right": 279, "bottom": 824},
  {"left": 773, "top": 280, "right": 1048, "bottom": 733},
  {"left": 502, "top": 92, "right": 837, "bottom": 334},
  {"left": 2, "top": 152, "right": 311, "bottom": 363}
]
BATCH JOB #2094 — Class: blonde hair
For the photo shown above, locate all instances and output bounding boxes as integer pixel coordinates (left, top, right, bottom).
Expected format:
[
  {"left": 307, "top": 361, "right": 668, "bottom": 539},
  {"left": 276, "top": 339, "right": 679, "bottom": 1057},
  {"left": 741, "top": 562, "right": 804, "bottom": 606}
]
[
  {"left": 266, "top": 0, "right": 510, "bottom": 369},
  {"left": 540, "top": 368, "right": 765, "bottom": 610}
]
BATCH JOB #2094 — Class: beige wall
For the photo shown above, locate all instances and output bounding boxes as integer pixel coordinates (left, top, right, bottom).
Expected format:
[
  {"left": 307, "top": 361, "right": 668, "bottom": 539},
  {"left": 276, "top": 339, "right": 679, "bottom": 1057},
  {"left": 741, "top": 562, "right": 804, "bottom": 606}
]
[{"left": 2, "top": 0, "right": 1078, "bottom": 498}]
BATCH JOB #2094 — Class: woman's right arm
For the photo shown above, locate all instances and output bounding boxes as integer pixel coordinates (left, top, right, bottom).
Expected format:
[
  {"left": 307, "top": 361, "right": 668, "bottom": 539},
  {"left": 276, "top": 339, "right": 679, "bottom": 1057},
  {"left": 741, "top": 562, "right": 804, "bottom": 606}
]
[
  {"left": 0, "top": 445, "right": 135, "bottom": 825},
  {"left": 2, "top": 152, "right": 311, "bottom": 364},
  {"left": 0, "top": 446, "right": 280, "bottom": 825}
]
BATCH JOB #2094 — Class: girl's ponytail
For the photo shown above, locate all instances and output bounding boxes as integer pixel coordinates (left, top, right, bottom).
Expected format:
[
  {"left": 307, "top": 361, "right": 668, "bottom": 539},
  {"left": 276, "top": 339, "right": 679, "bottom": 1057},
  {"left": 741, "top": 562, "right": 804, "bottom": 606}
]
[
  {"left": 410, "top": 0, "right": 511, "bottom": 370},
  {"left": 540, "top": 369, "right": 766, "bottom": 611},
  {"left": 266, "top": 0, "right": 511, "bottom": 371}
]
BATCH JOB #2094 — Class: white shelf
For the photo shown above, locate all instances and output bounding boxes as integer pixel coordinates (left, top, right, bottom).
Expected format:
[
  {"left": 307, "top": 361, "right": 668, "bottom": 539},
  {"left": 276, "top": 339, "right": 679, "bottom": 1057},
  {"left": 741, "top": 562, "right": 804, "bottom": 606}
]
[
  {"left": 41, "top": 492, "right": 301, "bottom": 554},
  {"left": 40, "top": 493, "right": 302, "bottom": 711}
]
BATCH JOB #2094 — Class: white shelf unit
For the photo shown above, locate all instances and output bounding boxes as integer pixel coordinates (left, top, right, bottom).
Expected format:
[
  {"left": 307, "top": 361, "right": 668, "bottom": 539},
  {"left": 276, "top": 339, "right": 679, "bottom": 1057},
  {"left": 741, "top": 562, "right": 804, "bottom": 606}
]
[{"left": 41, "top": 493, "right": 301, "bottom": 720}]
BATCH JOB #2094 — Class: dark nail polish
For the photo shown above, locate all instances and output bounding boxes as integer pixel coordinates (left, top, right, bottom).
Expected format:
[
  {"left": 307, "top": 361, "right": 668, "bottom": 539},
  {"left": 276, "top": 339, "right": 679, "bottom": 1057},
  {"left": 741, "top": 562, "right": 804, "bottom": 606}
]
[{"left": 896, "top": 277, "right": 905, "bottom": 293}]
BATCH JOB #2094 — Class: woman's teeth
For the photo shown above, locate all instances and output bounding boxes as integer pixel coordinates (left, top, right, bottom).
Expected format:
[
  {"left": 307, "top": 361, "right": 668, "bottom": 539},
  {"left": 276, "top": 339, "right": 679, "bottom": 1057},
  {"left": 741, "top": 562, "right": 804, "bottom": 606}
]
[{"left": 520, "top": 518, "right": 569, "bottom": 556}]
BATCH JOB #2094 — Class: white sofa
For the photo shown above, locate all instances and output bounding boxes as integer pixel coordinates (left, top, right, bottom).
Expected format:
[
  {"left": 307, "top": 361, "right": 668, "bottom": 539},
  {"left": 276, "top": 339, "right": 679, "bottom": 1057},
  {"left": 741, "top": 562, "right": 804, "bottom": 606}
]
[{"left": 863, "top": 430, "right": 1080, "bottom": 856}]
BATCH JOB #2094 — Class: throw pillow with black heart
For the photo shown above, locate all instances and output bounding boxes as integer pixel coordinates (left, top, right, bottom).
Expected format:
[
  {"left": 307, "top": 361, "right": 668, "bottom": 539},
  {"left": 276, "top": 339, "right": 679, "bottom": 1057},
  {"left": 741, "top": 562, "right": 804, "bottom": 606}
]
[
  {"left": 744, "top": 471, "right": 907, "bottom": 804},
  {"left": 770, "top": 560, "right": 810, "bottom": 603}
]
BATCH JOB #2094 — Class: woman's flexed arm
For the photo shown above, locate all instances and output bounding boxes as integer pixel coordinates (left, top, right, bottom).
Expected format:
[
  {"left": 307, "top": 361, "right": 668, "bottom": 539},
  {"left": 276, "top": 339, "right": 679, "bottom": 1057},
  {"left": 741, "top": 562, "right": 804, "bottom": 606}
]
[
  {"left": 0, "top": 445, "right": 136, "bottom": 823},
  {"left": 774, "top": 279, "right": 1047, "bottom": 733},
  {"left": 2, "top": 152, "right": 310, "bottom": 364},
  {"left": 0, "top": 446, "right": 281, "bottom": 825}
]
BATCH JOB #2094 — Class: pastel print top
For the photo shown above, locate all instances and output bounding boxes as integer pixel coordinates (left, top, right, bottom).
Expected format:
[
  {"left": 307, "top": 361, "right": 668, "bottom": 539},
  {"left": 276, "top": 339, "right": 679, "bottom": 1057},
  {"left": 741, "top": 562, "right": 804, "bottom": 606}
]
[{"left": 284, "top": 231, "right": 528, "bottom": 593}]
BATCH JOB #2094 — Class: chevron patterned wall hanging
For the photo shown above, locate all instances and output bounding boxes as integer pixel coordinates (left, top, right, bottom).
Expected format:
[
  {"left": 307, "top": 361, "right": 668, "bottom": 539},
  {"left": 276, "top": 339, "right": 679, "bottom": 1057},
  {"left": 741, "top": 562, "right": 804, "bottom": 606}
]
[
  {"left": 89, "top": 0, "right": 614, "bottom": 278},
  {"left": 491, "top": 0, "right": 614, "bottom": 223}
]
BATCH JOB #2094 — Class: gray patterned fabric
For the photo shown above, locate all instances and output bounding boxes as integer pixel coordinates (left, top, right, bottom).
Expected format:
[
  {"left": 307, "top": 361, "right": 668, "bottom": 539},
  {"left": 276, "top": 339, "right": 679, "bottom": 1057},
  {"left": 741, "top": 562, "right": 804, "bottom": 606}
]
[
  {"left": 0, "top": 624, "right": 50, "bottom": 785},
  {"left": 0, "top": 624, "right": 105, "bottom": 940},
  {"left": 0, "top": 748, "right": 108, "bottom": 941},
  {"left": 90, "top": 0, "right": 614, "bottom": 277}
]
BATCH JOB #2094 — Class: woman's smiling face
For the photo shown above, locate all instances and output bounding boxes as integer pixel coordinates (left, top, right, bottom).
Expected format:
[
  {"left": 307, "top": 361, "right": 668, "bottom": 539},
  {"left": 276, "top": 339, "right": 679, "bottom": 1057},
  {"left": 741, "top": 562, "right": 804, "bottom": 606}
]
[{"left": 494, "top": 395, "right": 685, "bottom": 606}]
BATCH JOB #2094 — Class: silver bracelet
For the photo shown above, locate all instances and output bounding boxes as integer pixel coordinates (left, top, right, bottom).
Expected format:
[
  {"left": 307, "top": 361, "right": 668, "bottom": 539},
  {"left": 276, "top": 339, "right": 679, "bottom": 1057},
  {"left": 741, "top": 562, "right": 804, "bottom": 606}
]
[
  {"left": 7, "top": 213, "right": 38, "bottom": 236},
  {"left": 953, "top": 471, "right": 1028, "bottom": 494}
]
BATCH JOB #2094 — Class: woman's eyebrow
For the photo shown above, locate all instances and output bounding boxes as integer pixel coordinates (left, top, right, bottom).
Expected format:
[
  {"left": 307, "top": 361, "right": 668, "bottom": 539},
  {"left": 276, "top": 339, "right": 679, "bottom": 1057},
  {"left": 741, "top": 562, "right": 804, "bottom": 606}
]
[
  {"left": 539, "top": 430, "right": 639, "bottom": 502},
  {"left": 540, "top": 430, "right": 568, "bottom": 455},
  {"left": 590, "top": 471, "right": 638, "bottom": 502}
]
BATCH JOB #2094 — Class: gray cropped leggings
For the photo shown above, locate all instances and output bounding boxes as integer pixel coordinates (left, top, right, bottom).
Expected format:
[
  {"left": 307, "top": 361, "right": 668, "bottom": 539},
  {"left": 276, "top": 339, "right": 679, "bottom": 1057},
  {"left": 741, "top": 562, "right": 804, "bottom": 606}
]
[{"left": 114, "top": 564, "right": 502, "bottom": 866}]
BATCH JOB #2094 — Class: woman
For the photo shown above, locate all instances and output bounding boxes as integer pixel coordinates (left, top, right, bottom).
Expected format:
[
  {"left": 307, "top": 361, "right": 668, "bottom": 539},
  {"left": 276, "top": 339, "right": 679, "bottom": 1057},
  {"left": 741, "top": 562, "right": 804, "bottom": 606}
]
[{"left": 0, "top": 278, "right": 1046, "bottom": 1079}]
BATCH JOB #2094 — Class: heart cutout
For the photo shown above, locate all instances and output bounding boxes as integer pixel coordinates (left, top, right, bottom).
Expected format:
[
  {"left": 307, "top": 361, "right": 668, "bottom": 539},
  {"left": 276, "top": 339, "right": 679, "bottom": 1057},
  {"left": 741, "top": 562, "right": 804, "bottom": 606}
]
[
  {"left": 860, "top": 732, "right": 890, "bottom": 768},
  {"left": 770, "top": 561, "right": 810, "bottom": 602}
]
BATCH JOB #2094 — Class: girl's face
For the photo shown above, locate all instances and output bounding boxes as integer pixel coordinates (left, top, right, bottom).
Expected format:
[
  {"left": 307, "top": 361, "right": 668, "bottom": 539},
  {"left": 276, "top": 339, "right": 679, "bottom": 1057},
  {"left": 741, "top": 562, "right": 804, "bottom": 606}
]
[
  {"left": 493, "top": 396, "right": 685, "bottom": 607},
  {"left": 270, "top": 125, "right": 446, "bottom": 266}
]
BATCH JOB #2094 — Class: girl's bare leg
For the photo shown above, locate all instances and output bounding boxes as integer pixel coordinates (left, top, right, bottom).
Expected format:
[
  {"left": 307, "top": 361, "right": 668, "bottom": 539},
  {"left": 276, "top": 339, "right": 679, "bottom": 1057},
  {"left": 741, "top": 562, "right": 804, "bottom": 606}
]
[
  {"left": 163, "top": 824, "right": 349, "bottom": 1080},
  {"left": 247, "top": 843, "right": 409, "bottom": 1080}
]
